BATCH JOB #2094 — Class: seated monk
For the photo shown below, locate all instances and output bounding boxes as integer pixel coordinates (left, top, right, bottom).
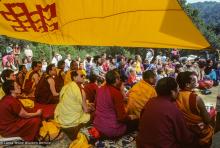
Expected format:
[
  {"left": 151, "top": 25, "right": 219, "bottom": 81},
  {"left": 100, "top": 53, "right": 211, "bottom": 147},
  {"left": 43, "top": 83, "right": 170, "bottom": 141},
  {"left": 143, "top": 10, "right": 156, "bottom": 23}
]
[
  {"left": 64, "top": 60, "right": 79, "bottom": 85},
  {"left": 127, "top": 70, "right": 157, "bottom": 118},
  {"left": 55, "top": 70, "right": 94, "bottom": 140},
  {"left": 0, "top": 80, "right": 42, "bottom": 141},
  {"left": 0, "top": 69, "right": 54, "bottom": 120},
  {"left": 16, "top": 65, "right": 27, "bottom": 88},
  {"left": 176, "top": 71, "right": 214, "bottom": 147},
  {"left": 22, "top": 61, "right": 42, "bottom": 98},
  {"left": 137, "top": 77, "right": 199, "bottom": 148},
  {"left": 35, "top": 64, "right": 59, "bottom": 104},
  {"left": 94, "top": 70, "right": 138, "bottom": 138},
  {"left": 84, "top": 74, "right": 98, "bottom": 103},
  {"left": 0, "top": 69, "right": 16, "bottom": 99},
  {"left": 55, "top": 60, "right": 65, "bottom": 93}
]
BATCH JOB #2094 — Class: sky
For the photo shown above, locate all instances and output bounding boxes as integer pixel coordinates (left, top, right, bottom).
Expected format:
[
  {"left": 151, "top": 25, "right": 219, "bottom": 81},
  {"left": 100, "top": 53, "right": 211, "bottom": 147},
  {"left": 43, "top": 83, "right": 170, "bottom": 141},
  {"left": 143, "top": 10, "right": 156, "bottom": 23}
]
[{"left": 187, "top": 0, "right": 220, "bottom": 3}]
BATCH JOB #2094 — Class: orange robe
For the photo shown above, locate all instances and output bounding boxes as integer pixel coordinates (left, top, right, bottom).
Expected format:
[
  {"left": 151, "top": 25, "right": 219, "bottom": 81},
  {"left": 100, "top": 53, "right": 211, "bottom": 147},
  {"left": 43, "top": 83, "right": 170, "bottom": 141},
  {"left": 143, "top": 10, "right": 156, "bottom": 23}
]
[
  {"left": 127, "top": 80, "right": 157, "bottom": 118},
  {"left": 64, "top": 70, "right": 72, "bottom": 85},
  {"left": 176, "top": 91, "right": 213, "bottom": 145},
  {"left": 22, "top": 69, "right": 40, "bottom": 97}
]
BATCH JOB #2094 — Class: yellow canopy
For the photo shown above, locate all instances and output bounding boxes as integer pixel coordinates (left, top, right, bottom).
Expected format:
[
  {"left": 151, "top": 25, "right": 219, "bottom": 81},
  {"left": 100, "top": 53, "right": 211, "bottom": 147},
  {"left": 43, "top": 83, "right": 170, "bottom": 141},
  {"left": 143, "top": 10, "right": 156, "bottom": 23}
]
[{"left": 0, "top": 0, "right": 210, "bottom": 49}]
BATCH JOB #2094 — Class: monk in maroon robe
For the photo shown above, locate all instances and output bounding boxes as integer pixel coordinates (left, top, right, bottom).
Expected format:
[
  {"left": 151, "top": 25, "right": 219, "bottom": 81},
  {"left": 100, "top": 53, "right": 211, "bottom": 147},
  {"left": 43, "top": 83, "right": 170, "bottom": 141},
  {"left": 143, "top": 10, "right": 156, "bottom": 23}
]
[
  {"left": 137, "top": 77, "right": 199, "bottom": 148},
  {"left": 84, "top": 74, "right": 98, "bottom": 103},
  {"left": 0, "top": 80, "right": 42, "bottom": 141}
]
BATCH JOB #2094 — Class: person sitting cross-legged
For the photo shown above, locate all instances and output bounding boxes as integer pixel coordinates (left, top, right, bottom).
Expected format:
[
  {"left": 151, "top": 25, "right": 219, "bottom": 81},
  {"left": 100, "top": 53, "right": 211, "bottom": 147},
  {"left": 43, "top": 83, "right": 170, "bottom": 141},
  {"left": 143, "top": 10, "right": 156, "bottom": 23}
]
[
  {"left": 0, "top": 80, "right": 42, "bottom": 141},
  {"left": 176, "top": 71, "right": 214, "bottom": 147},
  {"left": 127, "top": 70, "right": 157, "bottom": 118},
  {"left": 55, "top": 70, "right": 94, "bottom": 140},
  {"left": 35, "top": 64, "right": 59, "bottom": 104},
  {"left": 94, "top": 70, "right": 138, "bottom": 138},
  {"left": 137, "top": 77, "right": 199, "bottom": 148}
]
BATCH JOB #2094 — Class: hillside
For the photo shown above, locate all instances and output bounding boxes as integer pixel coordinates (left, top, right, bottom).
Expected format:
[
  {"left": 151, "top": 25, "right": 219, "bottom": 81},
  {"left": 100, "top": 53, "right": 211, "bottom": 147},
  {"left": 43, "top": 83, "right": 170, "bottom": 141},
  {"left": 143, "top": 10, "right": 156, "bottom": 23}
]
[{"left": 191, "top": 1, "right": 220, "bottom": 35}]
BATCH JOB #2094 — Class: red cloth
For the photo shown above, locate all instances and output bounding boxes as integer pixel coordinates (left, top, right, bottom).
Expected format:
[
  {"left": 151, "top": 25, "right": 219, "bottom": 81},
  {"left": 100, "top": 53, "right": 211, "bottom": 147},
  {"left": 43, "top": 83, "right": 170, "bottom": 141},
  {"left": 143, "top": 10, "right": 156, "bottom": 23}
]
[
  {"left": 109, "top": 85, "right": 130, "bottom": 122},
  {"left": 102, "top": 63, "right": 109, "bottom": 72},
  {"left": 93, "top": 85, "right": 128, "bottom": 138},
  {"left": 0, "top": 96, "right": 41, "bottom": 141},
  {"left": 127, "top": 74, "right": 137, "bottom": 85},
  {"left": 137, "top": 96, "right": 198, "bottom": 148},
  {"left": 198, "top": 80, "right": 213, "bottom": 89},
  {"left": 34, "top": 103, "right": 56, "bottom": 120},
  {"left": 35, "top": 74, "right": 59, "bottom": 104},
  {"left": 25, "top": 103, "right": 56, "bottom": 120},
  {"left": 84, "top": 83, "right": 98, "bottom": 103}
]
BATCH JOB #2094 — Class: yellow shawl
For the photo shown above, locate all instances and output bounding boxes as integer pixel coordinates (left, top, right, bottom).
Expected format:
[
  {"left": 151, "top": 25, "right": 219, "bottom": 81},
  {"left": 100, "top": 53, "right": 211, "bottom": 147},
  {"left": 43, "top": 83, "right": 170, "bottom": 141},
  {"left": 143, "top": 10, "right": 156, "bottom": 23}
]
[
  {"left": 54, "top": 81, "right": 90, "bottom": 128},
  {"left": 0, "top": 87, "right": 5, "bottom": 100},
  {"left": 64, "top": 70, "right": 72, "bottom": 85},
  {"left": 127, "top": 80, "right": 157, "bottom": 118}
]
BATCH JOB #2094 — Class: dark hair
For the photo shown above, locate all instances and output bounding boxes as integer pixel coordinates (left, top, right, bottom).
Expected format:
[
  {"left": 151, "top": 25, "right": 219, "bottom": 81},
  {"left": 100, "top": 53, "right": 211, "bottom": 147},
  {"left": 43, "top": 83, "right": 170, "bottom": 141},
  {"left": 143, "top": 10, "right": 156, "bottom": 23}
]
[
  {"left": 175, "top": 64, "right": 183, "bottom": 73},
  {"left": 156, "top": 77, "right": 178, "bottom": 96},
  {"left": 86, "top": 56, "right": 91, "bottom": 62},
  {"left": 88, "top": 74, "right": 97, "bottom": 83},
  {"left": 127, "top": 58, "right": 133, "bottom": 64},
  {"left": 142, "top": 70, "right": 156, "bottom": 80},
  {"left": 46, "top": 64, "right": 55, "bottom": 74},
  {"left": 2, "top": 80, "right": 15, "bottom": 95},
  {"left": 32, "top": 61, "right": 41, "bottom": 69},
  {"left": 57, "top": 60, "right": 65, "bottom": 69},
  {"left": 198, "top": 60, "right": 206, "bottom": 69},
  {"left": 93, "top": 56, "right": 101, "bottom": 64},
  {"left": 70, "top": 70, "right": 78, "bottom": 80},
  {"left": 22, "top": 58, "right": 27, "bottom": 63},
  {"left": 207, "top": 59, "right": 212, "bottom": 64},
  {"left": 131, "top": 61, "right": 136, "bottom": 65},
  {"left": 157, "top": 69, "right": 163, "bottom": 74},
  {"left": 18, "top": 65, "right": 26, "bottom": 71},
  {"left": 1, "top": 69, "right": 14, "bottom": 82},
  {"left": 106, "top": 70, "right": 120, "bottom": 85},
  {"left": 70, "top": 60, "right": 78, "bottom": 70},
  {"left": 176, "top": 71, "right": 194, "bottom": 89}
]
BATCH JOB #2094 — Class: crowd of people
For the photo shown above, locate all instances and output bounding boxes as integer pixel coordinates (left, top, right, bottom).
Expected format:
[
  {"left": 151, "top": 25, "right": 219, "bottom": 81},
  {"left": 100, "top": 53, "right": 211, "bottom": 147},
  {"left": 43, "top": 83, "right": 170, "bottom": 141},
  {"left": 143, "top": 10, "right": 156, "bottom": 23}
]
[{"left": 0, "top": 46, "right": 219, "bottom": 147}]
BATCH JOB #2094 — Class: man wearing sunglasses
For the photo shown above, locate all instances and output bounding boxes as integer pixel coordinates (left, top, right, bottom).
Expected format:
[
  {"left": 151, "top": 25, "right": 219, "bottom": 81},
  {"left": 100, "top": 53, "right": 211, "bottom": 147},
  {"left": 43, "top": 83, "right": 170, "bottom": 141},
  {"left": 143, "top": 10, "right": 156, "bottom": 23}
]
[{"left": 55, "top": 70, "right": 94, "bottom": 140}]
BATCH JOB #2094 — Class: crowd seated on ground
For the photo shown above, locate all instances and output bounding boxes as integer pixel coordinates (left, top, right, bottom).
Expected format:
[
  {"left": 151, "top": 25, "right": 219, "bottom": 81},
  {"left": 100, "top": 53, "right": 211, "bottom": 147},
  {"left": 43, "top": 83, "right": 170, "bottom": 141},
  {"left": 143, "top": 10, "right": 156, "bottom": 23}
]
[{"left": 0, "top": 48, "right": 219, "bottom": 147}]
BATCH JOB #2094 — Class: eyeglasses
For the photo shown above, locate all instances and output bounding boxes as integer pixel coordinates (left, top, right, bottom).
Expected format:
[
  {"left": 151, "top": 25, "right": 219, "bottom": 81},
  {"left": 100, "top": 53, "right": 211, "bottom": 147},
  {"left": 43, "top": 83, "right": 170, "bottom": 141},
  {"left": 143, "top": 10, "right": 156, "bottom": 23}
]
[{"left": 80, "top": 74, "right": 86, "bottom": 78}]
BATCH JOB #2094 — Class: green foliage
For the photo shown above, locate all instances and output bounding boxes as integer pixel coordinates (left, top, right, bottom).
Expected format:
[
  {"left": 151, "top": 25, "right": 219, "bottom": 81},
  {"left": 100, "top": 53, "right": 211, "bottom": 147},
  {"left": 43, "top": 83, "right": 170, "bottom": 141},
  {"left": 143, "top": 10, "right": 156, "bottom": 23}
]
[
  {"left": 191, "top": 2, "right": 220, "bottom": 27},
  {"left": 180, "top": 0, "right": 220, "bottom": 49}
]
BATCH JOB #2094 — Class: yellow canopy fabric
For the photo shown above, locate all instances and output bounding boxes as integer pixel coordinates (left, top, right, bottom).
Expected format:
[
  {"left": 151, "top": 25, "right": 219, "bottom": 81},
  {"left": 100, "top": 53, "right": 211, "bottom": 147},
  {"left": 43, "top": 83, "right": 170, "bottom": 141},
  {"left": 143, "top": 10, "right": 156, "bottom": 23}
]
[{"left": 0, "top": 0, "right": 210, "bottom": 49}]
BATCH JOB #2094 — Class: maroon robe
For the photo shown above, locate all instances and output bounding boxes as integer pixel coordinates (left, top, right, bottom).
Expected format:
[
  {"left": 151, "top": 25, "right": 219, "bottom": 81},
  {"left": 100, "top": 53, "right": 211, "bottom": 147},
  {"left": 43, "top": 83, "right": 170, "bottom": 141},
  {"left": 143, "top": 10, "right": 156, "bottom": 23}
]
[
  {"left": 55, "top": 69, "right": 64, "bottom": 93},
  {"left": 137, "top": 96, "right": 199, "bottom": 148},
  {"left": 84, "top": 83, "right": 98, "bottom": 103},
  {"left": 35, "top": 74, "right": 59, "bottom": 104},
  {"left": 0, "top": 95, "right": 41, "bottom": 141}
]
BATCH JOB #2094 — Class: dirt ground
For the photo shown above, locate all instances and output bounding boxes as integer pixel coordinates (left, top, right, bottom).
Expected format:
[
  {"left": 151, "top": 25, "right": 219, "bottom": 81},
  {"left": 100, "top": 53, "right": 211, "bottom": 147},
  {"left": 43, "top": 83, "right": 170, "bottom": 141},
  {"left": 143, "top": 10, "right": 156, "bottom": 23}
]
[{"left": 198, "top": 86, "right": 219, "bottom": 107}]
